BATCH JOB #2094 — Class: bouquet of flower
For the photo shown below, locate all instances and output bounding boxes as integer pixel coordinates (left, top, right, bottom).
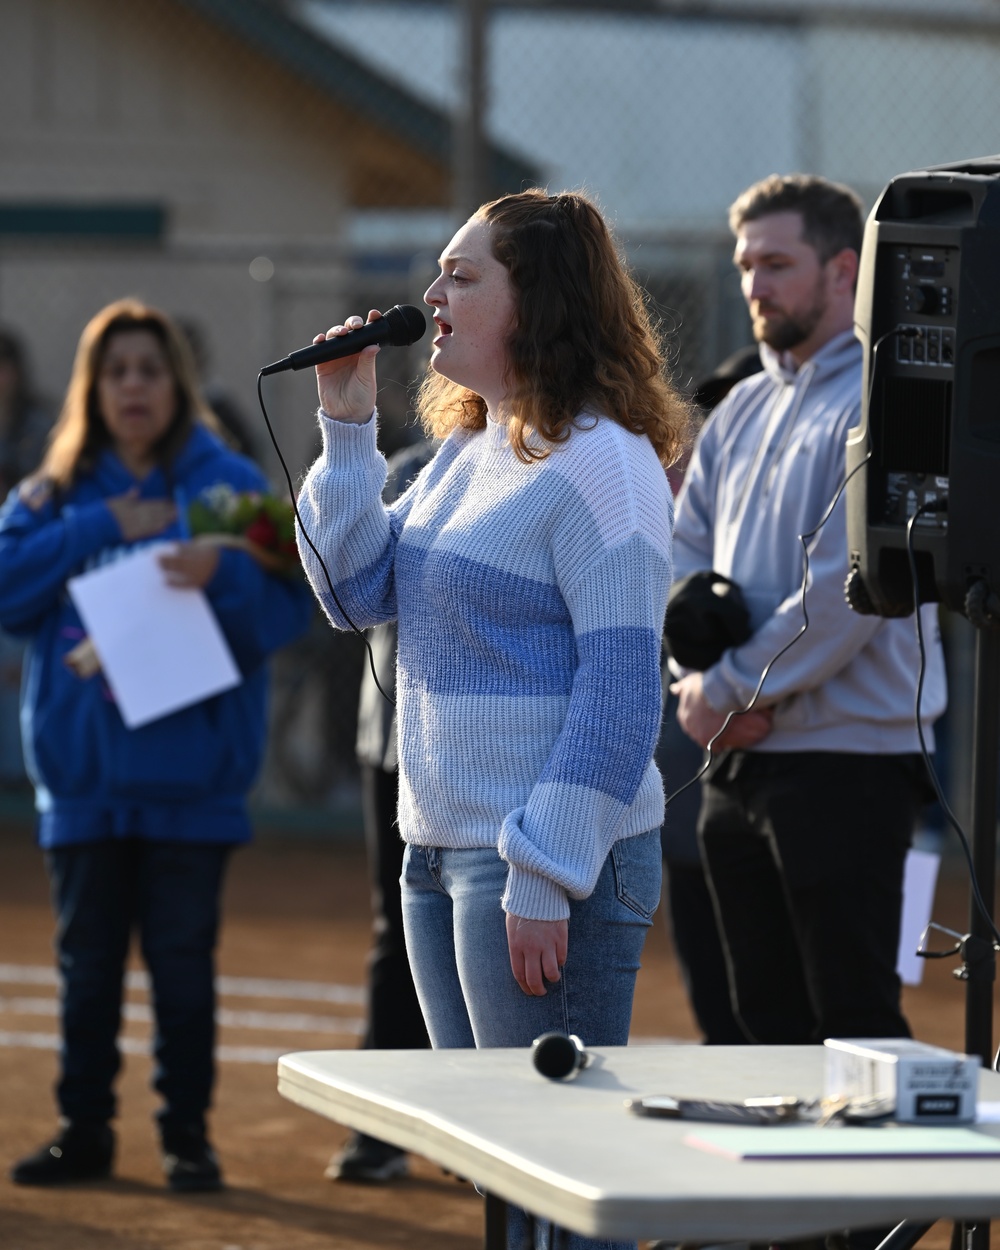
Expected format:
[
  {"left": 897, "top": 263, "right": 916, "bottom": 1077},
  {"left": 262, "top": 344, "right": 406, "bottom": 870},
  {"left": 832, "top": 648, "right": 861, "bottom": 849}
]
[{"left": 187, "top": 483, "right": 301, "bottom": 577}]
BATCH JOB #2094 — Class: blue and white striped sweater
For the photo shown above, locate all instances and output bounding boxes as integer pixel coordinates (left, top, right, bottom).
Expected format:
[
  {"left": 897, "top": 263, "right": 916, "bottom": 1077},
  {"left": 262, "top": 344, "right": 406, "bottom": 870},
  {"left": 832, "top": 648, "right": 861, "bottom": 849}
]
[{"left": 297, "top": 410, "right": 673, "bottom": 921}]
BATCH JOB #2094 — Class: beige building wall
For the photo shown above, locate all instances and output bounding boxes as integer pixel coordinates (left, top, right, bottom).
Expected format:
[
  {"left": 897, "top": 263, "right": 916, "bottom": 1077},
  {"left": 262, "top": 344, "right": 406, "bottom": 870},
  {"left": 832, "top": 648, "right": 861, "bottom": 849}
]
[
  {"left": 0, "top": 0, "right": 353, "bottom": 237},
  {"left": 0, "top": 0, "right": 445, "bottom": 480}
]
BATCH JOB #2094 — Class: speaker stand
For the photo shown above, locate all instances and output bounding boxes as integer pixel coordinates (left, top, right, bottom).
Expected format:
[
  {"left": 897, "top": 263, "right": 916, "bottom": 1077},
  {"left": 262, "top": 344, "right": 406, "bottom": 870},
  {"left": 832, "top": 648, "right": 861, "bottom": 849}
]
[{"left": 949, "top": 623, "right": 1000, "bottom": 1250}]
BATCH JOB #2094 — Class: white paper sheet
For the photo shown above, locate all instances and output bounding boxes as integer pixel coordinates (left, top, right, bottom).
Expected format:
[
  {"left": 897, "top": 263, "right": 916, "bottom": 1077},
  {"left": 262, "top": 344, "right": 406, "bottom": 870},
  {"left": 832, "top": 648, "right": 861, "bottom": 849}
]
[
  {"left": 67, "top": 544, "right": 240, "bottom": 729},
  {"left": 896, "top": 846, "right": 942, "bottom": 986}
]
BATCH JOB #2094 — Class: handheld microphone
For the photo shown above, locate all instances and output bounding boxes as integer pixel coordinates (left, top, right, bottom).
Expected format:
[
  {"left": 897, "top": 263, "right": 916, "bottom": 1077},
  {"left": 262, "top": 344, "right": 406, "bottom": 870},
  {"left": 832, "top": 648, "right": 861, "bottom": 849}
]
[
  {"left": 532, "top": 1032, "right": 591, "bottom": 1081},
  {"left": 259, "top": 304, "right": 427, "bottom": 377}
]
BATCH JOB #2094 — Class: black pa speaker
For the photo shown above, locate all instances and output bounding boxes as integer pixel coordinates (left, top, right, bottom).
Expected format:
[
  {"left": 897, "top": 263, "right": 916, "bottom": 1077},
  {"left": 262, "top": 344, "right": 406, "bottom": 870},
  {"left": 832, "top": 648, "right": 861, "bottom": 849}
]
[{"left": 846, "top": 156, "right": 1000, "bottom": 619}]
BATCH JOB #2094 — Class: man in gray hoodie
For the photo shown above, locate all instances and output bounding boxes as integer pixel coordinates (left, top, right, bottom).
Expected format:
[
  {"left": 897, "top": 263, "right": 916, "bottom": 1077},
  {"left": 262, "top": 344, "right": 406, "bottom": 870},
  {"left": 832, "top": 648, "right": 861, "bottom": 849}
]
[{"left": 670, "top": 174, "right": 946, "bottom": 1045}]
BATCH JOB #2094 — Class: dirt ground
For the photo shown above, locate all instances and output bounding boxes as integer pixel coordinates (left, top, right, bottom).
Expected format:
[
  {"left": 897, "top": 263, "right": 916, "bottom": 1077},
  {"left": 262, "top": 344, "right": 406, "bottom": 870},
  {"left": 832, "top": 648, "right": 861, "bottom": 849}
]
[{"left": 0, "top": 811, "right": 996, "bottom": 1250}]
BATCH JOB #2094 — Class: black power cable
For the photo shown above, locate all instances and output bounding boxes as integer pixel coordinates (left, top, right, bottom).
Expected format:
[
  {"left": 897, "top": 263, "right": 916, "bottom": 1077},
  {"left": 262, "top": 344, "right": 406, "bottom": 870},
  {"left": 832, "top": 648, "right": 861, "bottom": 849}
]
[{"left": 904, "top": 503, "right": 1000, "bottom": 952}]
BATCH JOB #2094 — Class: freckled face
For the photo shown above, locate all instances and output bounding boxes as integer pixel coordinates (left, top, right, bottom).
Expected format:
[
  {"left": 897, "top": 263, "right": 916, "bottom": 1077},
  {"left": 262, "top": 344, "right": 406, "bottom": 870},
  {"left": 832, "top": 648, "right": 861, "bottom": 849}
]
[
  {"left": 96, "top": 330, "right": 178, "bottom": 469},
  {"left": 423, "top": 218, "right": 517, "bottom": 412}
]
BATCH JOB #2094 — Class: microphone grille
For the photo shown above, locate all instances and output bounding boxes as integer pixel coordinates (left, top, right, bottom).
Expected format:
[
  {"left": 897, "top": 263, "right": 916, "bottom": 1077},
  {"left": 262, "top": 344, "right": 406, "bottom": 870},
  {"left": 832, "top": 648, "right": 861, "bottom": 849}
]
[
  {"left": 384, "top": 304, "right": 428, "bottom": 347},
  {"left": 532, "top": 1031, "right": 579, "bottom": 1080}
]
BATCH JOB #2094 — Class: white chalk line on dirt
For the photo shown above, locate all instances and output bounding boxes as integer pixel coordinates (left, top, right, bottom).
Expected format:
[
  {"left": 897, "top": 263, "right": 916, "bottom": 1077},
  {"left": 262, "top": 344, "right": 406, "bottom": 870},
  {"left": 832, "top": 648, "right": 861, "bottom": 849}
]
[
  {"left": 0, "top": 966, "right": 687, "bottom": 1063},
  {"left": 0, "top": 1030, "right": 318, "bottom": 1065},
  {"left": 0, "top": 963, "right": 367, "bottom": 1064},
  {"left": 0, "top": 963, "right": 366, "bottom": 1004},
  {"left": 0, "top": 994, "right": 365, "bottom": 1035}
]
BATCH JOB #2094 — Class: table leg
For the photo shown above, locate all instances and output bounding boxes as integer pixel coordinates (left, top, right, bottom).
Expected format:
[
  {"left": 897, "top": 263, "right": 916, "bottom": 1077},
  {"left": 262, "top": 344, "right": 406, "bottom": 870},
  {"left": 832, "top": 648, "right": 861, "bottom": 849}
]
[
  {"left": 873, "top": 1221, "right": 935, "bottom": 1249},
  {"left": 950, "top": 1220, "right": 990, "bottom": 1250},
  {"left": 484, "top": 1191, "right": 508, "bottom": 1250},
  {"left": 481, "top": 1202, "right": 576, "bottom": 1250}
]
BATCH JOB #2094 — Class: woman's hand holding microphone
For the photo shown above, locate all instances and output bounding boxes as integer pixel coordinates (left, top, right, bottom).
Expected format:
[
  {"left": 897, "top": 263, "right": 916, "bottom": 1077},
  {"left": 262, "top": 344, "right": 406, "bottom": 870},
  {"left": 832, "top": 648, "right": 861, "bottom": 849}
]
[{"left": 314, "top": 310, "right": 383, "bottom": 425}]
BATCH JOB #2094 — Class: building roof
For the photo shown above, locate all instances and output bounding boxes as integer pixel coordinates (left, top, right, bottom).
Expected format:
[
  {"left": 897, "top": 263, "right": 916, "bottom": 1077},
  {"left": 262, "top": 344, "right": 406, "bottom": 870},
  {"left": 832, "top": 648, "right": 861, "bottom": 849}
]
[{"left": 174, "top": 0, "right": 538, "bottom": 197}]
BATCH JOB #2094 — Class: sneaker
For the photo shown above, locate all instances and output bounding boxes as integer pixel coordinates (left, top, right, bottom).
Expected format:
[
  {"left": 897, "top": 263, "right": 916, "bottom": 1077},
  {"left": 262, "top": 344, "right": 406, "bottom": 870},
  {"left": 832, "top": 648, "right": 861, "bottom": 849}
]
[
  {"left": 325, "top": 1132, "right": 408, "bottom": 1183},
  {"left": 10, "top": 1121, "right": 114, "bottom": 1186},
  {"left": 161, "top": 1125, "right": 223, "bottom": 1193}
]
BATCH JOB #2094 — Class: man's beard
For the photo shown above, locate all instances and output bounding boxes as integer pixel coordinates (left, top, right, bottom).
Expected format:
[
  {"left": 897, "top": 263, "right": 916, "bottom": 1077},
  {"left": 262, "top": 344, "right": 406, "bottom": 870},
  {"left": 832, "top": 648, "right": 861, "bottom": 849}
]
[{"left": 752, "top": 281, "right": 827, "bottom": 353}]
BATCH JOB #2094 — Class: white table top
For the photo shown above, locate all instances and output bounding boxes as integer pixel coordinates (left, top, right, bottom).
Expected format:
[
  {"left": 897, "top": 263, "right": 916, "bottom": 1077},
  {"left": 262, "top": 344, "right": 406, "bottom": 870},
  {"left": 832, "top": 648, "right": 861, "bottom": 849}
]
[{"left": 277, "top": 1045, "right": 1000, "bottom": 1243}]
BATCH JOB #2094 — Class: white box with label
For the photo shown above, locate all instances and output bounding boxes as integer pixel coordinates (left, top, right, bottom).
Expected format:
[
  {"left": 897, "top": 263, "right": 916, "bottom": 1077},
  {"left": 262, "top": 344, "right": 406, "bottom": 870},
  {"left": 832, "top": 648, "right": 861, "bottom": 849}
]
[{"left": 823, "top": 1038, "right": 979, "bottom": 1124}]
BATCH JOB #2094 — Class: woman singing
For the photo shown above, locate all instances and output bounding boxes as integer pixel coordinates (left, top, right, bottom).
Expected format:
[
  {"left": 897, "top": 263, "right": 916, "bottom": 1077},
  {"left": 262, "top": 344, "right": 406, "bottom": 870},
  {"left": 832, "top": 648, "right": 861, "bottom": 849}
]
[{"left": 296, "top": 190, "right": 689, "bottom": 1250}]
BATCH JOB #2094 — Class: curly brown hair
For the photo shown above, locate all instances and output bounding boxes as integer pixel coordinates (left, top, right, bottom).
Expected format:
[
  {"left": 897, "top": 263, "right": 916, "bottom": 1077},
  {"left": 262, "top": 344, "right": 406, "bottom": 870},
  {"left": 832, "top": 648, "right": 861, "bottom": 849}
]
[
  {"left": 38, "top": 298, "right": 218, "bottom": 490},
  {"left": 416, "top": 189, "right": 691, "bottom": 467}
]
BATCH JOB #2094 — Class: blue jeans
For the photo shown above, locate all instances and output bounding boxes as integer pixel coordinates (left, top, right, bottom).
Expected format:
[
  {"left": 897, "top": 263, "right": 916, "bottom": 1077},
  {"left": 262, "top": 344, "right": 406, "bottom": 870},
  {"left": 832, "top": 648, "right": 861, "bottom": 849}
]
[
  {"left": 401, "top": 830, "right": 662, "bottom": 1250},
  {"left": 46, "top": 838, "right": 231, "bottom": 1136}
]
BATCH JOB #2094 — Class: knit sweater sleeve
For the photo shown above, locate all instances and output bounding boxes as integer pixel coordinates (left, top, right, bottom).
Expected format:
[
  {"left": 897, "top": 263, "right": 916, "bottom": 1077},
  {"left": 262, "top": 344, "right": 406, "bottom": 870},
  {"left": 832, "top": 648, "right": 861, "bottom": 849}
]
[
  {"left": 295, "top": 411, "right": 410, "bottom": 630},
  {"left": 497, "top": 435, "right": 672, "bottom": 921}
]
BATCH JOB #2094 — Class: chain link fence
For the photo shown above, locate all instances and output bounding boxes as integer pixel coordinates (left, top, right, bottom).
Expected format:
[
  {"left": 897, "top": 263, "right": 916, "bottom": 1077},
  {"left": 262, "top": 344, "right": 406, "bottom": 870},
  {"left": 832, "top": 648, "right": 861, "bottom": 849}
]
[{"left": 0, "top": 0, "right": 996, "bottom": 817}]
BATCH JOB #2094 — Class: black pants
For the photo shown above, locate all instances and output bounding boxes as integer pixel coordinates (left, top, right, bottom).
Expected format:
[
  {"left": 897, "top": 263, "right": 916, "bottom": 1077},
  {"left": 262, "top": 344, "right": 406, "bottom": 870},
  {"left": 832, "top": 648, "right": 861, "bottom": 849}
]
[
  {"left": 698, "top": 751, "right": 921, "bottom": 1045},
  {"left": 46, "top": 838, "right": 231, "bottom": 1134},
  {"left": 359, "top": 764, "right": 430, "bottom": 1051},
  {"left": 664, "top": 860, "right": 746, "bottom": 1044},
  {"left": 659, "top": 692, "right": 745, "bottom": 1045}
]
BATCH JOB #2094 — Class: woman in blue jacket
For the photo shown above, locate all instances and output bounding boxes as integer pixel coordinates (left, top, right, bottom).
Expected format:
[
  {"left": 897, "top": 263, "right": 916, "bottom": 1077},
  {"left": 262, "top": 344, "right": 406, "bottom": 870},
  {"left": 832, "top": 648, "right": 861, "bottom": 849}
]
[{"left": 2, "top": 299, "right": 313, "bottom": 1192}]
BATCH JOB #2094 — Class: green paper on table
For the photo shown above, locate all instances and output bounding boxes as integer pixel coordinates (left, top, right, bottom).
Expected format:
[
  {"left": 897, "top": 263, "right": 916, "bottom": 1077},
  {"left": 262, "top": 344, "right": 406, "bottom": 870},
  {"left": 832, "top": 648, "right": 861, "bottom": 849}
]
[{"left": 683, "top": 1124, "right": 1000, "bottom": 1160}]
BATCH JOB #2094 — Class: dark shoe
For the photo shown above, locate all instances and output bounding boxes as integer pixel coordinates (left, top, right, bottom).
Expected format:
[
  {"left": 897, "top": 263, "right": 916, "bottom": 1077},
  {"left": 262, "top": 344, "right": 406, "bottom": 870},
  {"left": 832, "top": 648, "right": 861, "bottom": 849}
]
[
  {"left": 161, "top": 1125, "right": 223, "bottom": 1193},
  {"left": 325, "top": 1132, "right": 408, "bottom": 1183},
  {"left": 10, "top": 1121, "right": 114, "bottom": 1185}
]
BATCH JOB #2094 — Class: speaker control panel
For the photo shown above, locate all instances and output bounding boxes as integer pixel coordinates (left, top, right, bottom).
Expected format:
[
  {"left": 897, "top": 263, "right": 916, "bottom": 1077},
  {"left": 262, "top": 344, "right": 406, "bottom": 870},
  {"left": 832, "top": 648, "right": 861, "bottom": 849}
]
[
  {"left": 894, "top": 245, "right": 958, "bottom": 317},
  {"left": 896, "top": 325, "right": 955, "bottom": 367},
  {"left": 884, "top": 243, "right": 959, "bottom": 370}
]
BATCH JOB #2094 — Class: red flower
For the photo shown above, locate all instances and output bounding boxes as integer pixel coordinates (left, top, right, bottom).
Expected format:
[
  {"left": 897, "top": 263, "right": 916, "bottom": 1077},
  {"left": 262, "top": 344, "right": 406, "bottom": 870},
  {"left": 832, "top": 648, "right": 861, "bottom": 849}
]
[{"left": 244, "top": 514, "right": 279, "bottom": 549}]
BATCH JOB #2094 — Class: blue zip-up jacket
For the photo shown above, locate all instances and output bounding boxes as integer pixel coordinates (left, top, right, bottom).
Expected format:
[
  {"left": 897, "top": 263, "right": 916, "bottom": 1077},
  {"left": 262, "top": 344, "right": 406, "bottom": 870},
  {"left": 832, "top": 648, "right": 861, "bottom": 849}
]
[
  {"left": 674, "top": 330, "right": 946, "bottom": 753},
  {"left": 0, "top": 426, "right": 314, "bottom": 848}
]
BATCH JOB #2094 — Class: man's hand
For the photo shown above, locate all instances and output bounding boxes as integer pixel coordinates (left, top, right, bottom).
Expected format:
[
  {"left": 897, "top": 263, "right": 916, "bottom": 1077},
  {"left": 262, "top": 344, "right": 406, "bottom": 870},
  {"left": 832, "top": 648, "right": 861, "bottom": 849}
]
[
  {"left": 671, "top": 671, "right": 774, "bottom": 750},
  {"left": 505, "top": 914, "right": 569, "bottom": 996}
]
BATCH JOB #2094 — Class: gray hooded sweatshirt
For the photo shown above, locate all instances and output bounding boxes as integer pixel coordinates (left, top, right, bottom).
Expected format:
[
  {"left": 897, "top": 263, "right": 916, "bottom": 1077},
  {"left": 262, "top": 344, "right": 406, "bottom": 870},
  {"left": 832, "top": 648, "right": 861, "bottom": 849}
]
[{"left": 674, "top": 329, "right": 946, "bottom": 754}]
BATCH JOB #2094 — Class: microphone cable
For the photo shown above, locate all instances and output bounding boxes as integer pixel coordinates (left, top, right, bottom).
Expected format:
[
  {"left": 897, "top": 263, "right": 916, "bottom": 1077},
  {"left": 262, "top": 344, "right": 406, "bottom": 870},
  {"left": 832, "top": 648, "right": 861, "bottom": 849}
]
[{"left": 256, "top": 371, "right": 394, "bottom": 705}]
